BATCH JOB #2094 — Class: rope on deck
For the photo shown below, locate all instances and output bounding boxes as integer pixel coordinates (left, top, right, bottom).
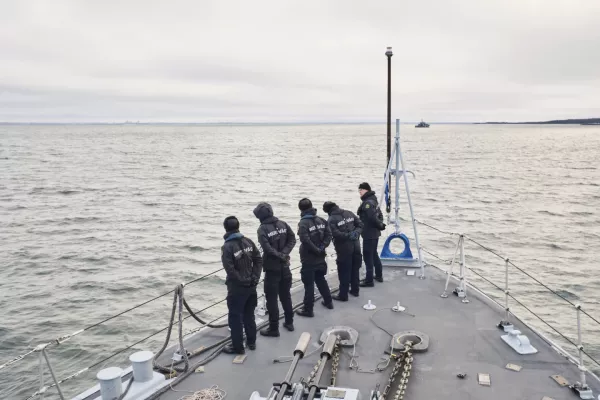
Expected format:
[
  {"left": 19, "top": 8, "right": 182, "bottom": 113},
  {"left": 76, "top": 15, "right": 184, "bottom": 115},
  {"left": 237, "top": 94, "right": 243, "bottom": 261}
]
[{"left": 171, "top": 385, "right": 227, "bottom": 400}]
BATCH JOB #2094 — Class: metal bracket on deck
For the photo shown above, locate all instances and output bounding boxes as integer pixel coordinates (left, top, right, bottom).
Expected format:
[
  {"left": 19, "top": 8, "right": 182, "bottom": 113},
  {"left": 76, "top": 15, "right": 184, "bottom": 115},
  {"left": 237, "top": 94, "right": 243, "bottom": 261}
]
[
  {"left": 497, "top": 320, "right": 514, "bottom": 332},
  {"left": 501, "top": 330, "right": 537, "bottom": 355},
  {"left": 570, "top": 381, "right": 594, "bottom": 399}
]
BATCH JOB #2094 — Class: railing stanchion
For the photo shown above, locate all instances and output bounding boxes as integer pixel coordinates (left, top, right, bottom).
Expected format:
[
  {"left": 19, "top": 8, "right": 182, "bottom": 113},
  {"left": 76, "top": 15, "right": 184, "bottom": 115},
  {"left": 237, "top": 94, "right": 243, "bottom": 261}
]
[
  {"left": 578, "top": 305, "right": 586, "bottom": 385},
  {"left": 441, "top": 236, "right": 461, "bottom": 298},
  {"left": 497, "top": 258, "right": 514, "bottom": 331},
  {"left": 571, "top": 304, "right": 593, "bottom": 399},
  {"left": 459, "top": 236, "right": 469, "bottom": 303},
  {"left": 504, "top": 258, "right": 509, "bottom": 321},
  {"left": 41, "top": 348, "right": 65, "bottom": 400}
]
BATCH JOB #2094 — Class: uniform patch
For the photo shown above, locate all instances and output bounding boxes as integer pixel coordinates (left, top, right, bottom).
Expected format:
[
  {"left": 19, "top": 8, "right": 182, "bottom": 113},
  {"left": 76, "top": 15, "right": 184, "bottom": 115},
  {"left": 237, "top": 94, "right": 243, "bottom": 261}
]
[{"left": 365, "top": 204, "right": 371, "bottom": 209}]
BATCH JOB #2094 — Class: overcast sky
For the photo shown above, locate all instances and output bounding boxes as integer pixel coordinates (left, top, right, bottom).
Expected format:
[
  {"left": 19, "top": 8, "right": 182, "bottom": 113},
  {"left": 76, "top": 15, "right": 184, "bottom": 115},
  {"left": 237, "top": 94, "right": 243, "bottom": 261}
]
[{"left": 1, "top": 0, "right": 599, "bottom": 123}]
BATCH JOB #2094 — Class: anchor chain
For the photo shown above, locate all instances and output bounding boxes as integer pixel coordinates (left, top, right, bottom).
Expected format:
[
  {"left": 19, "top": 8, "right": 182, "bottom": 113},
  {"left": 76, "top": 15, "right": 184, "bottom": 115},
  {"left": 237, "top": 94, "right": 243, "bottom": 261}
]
[
  {"left": 393, "top": 347, "right": 413, "bottom": 400},
  {"left": 381, "top": 341, "right": 414, "bottom": 400},
  {"left": 306, "top": 336, "right": 341, "bottom": 388},
  {"left": 381, "top": 352, "right": 406, "bottom": 398},
  {"left": 330, "top": 338, "right": 341, "bottom": 386},
  {"left": 306, "top": 358, "right": 322, "bottom": 386}
]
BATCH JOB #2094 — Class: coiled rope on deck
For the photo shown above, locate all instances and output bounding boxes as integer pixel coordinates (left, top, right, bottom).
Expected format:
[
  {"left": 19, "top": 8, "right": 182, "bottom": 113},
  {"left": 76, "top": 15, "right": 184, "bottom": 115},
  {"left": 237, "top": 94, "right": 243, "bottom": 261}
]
[{"left": 174, "top": 385, "right": 227, "bottom": 400}]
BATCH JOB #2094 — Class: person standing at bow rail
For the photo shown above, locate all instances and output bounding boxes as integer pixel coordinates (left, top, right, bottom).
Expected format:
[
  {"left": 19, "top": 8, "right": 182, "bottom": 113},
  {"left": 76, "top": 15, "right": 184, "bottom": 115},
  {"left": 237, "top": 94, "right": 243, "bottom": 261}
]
[
  {"left": 323, "top": 201, "right": 363, "bottom": 301},
  {"left": 357, "top": 182, "right": 386, "bottom": 287},
  {"left": 253, "top": 202, "right": 296, "bottom": 337},
  {"left": 296, "top": 198, "right": 334, "bottom": 317},
  {"left": 220, "top": 216, "right": 262, "bottom": 355}
]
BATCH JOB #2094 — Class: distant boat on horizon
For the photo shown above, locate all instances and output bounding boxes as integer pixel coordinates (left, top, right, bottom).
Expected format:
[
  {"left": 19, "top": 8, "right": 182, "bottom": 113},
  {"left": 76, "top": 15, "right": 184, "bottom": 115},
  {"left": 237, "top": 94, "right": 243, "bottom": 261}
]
[{"left": 415, "top": 119, "right": 430, "bottom": 128}]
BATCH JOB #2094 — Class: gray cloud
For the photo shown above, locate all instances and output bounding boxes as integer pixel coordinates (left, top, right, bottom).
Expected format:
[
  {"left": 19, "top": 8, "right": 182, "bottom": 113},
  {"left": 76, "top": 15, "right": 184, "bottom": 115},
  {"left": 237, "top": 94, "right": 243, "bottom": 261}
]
[{"left": 1, "top": 0, "right": 599, "bottom": 122}]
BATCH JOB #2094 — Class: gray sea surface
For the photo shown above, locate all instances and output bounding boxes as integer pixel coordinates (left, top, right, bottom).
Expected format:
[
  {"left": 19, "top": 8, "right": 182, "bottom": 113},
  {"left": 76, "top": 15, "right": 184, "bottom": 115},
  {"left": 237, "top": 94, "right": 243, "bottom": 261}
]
[{"left": 1, "top": 123, "right": 600, "bottom": 399}]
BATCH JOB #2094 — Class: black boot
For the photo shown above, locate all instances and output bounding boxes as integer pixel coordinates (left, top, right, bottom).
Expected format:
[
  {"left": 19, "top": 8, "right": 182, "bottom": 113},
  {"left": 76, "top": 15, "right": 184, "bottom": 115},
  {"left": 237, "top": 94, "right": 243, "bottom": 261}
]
[
  {"left": 296, "top": 308, "right": 314, "bottom": 317},
  {"left": 374, "top": 276, "right": 384, "bottom": 283},
  {"left": 350, "top": 291, "right": 359, "bottom": 297},
  {"left": 260, "top": 327, "right": 280, "bottom": 337},
  {"left": 222, "top": 344, "right": 245, "bottom": 355},
  {"left": 247, "top": 342, "right": 256, "bottom": 350},
  {"left": 359, "top": 280, "right": 374, "bottom": 287},
  {"left": 332, "top": 294, "right": 348, "bottom": 302},
  {"left": 283, "top": 322, "right": 295, "bottom": 332},
  {"left": 322, "top": 301, "right": 334, "bottom": 310}
]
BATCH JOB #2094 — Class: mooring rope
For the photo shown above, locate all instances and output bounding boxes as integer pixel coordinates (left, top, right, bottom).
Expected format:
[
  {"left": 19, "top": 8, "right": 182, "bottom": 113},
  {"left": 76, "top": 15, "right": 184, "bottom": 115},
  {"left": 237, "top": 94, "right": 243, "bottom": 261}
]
[{"left": 153, "top": 284, "right": 190, "bottom": 374}]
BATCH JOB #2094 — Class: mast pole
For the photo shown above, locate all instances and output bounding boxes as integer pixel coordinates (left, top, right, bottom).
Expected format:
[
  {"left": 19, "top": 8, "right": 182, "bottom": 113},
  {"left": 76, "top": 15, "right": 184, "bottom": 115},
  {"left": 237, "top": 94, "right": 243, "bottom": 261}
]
[{"left": 386, "top": 46, "right": 393, "bottom": 213}]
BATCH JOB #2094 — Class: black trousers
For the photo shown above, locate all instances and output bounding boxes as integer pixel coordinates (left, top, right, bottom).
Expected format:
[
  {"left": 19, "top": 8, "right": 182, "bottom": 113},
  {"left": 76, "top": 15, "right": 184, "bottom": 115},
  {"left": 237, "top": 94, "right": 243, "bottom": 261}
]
[
  {"left": 301, "top": 263, "right": 332, "bottom": 311},
  {"left": 264, "top": 268, "right": 293, "bottom": 329},
  {"left": 336, "top": 243, "right": 362, "bottom": 298},
  {"left": 227, "top": 288, "right": 257, "bottom": 352},
  {"left": 363, "top": 238, "right": 383, "bottom": 283}
]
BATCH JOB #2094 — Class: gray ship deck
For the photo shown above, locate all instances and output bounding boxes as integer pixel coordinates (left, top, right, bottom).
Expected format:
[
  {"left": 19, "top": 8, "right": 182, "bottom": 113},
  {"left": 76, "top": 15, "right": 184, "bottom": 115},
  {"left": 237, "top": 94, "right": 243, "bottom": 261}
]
[{"left": 157, "top": 266, "right": 599, "bottom": 400}]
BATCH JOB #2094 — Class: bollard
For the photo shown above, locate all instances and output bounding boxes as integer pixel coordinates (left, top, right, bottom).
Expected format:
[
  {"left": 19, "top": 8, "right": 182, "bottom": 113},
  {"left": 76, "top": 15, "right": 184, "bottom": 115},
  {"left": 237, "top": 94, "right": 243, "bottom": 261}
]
[
  {"left": 97, "top": 367, "right": 123, "bottom": 400},
  {"left": 130, "top": 351, "right": 154, "bottom": 383}
]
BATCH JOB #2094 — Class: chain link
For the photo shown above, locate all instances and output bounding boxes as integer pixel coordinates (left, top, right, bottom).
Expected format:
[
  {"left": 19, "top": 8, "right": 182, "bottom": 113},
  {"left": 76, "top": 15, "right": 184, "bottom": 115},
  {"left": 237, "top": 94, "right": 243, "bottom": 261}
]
[
  {"left": 306, "top": 358, "right": 322, "bottom": 386},
  {"left": 381, "top": 352, "right": 405, "bottom": 398},
  {"left": 381, "top": 341, "right": 414, "bottom": 400},
  {"left": 394, "top": 348, "right": 413, "bottom": 400},
  {"left": 330, "top": 336, "right": 341, "bottom": 386}
]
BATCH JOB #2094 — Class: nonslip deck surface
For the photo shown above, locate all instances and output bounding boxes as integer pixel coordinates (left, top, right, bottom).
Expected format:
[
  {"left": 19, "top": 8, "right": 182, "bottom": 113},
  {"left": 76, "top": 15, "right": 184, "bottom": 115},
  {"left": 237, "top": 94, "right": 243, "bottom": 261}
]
[{"left": 157, "top": 267, "right": 599, "bottom": 400}]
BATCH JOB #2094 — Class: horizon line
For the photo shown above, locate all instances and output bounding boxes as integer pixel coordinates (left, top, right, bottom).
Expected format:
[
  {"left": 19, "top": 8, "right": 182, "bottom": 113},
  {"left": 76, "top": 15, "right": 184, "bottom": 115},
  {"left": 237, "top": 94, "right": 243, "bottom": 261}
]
[{"left": 0, "top": 121, "right": 473, "bottom": 125}]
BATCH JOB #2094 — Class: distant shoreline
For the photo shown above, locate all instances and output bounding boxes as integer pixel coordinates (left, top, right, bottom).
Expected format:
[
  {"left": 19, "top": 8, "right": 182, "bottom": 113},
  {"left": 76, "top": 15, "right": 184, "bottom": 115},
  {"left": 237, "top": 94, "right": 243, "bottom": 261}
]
[
  {"left": 1, "top": 118, "right": 599, "bottom": 126},
  {"left": 475, "top": 118, "right": 600, "bottom": 125}
]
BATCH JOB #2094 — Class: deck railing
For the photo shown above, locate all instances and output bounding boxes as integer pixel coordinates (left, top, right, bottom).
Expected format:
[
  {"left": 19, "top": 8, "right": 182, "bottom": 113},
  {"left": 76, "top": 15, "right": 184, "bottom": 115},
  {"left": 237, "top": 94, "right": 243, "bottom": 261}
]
[
  {"left": 415, "top": 219, "right": 600, "bottom": 397},
  {"left": 2, "top": 220, "right": 600, "bottom": 399}
]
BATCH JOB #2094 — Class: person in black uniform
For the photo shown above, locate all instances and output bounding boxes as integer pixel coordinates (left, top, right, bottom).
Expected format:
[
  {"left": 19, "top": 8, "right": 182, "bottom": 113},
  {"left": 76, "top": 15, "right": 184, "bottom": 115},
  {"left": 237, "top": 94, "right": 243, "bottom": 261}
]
[
  {"left": 296, "top": 198, "right": 334, "bottom": 317},
  {"left": 323, "top": 201, "right": 363, "bottom": 301},
  {"left": 253, "top": 202, "right": 296, "bottom": 337},
  {"left": 357, "top": 182, "right": 386, "bottom": 287},
  {"left": 221, "top": 216, "right": 263, "bottom": 354}
]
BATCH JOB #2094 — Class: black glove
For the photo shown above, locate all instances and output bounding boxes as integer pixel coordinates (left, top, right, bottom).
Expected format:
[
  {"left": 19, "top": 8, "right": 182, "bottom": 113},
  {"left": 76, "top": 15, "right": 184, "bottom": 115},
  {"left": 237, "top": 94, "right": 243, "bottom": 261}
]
[
  {"left": 251, "top": 277, "right": 259, "bottom": 287},
  {"left": 318, "top": 245, "right": 327, "bottom": 255},
  {"left": 379, "top": 223, "right": 387, "bottom": 231},
  {"left": 349, "top": 231, "right": 359, "bottom": 240}
]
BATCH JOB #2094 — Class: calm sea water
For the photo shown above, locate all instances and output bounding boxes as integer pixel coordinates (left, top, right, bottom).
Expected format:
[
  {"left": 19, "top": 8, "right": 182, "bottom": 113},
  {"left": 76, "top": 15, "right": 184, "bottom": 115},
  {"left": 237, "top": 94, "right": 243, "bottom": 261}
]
[{"left": 1, "top": 123, "right": 599, "bottom": 399}]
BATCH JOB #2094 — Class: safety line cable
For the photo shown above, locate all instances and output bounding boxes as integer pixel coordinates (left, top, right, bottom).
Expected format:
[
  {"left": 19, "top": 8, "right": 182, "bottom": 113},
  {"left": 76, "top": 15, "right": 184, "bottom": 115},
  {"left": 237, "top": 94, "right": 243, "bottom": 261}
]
[
  {"left": 462, "top": 264, "right": 600, "bottom": 369},
  {"left": 417, "top": 219, "right": 600, "bottom": 327}
]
